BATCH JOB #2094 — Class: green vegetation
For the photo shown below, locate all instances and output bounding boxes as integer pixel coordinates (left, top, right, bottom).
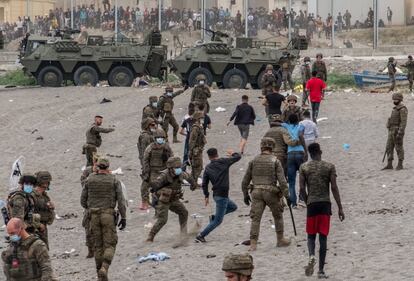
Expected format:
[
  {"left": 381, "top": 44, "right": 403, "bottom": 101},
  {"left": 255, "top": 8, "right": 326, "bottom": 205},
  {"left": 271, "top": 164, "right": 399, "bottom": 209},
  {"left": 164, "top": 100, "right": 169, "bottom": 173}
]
[
  {"left": 0, "top": 70, "right": 37, "bottom": 86},
  {"left": 327, "top": 72, "right": 356, "bottom": 89}
]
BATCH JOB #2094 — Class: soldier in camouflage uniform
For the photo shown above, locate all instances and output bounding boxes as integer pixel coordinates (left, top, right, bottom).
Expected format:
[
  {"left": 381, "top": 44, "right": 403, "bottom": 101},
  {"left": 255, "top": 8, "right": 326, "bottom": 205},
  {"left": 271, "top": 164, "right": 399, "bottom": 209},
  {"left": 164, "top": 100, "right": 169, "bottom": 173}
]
[
  {"left": 80, "top": 153, "right": 100, "bottom": 258},
  {"left": 387, "top": 57, "right": 397, "bottom": 92},
  {"left": 81, "top": 157, "right": 127, "bottom": 281},
  {"left": 142, "top": 96, "right": 160, "bottom": 123},
  {"left": 2, "top": 218, "right": 58, "bottom": 281},
  {"left": 137, "top": 117, "right": 156, "bottom": 166},
  {"left": 261, "top": 64, "right": 278, "bottom": 96},
  {"left": 191, "top": 78, "right": 211, "bottom": 113},
  {"left": 312, "top": 53, "right": 327, "bottom": 82},
  {"left": 7, "top": 174, "right": 40, "bottom": 234},
  {"left": 282, "top": 95, "right": 304, "bottom": 122},
  {"left": 301, "top": 57, "right": 312, "bottom": 106},
  {"left": 147, "top": 157, "right": 197, "bottom": 242},
  {"left": 401, "top": 55, "right": 414, "bottom": 93},
  {"left": 241, "top": 138, "right": 291, "bottom": 251},
  {"left": 83, "top": 115, "right": 115, "bottom": 167},
  {"left": 281, "top": 60, "right": 295, "bottom": 91},
  {"left": 141, "top": 128, "right": 173, "bottom": 210},
  {"left": 264, "top": 114, "right": 300, "bottom": 175},
  {"left": 189, "top": 111, "right": 207, "bottom": 182},
  {"left": 222, "top": 253, "right": 254, "bottom": 281},
  {"left": 32, "top": 171, "right": 55, "bottom": 249},
  {"left": 158, "top": 85, "right": 187, "bottom": 143},
  {"left": 383, "top": 92, "right": 408, "bottom": 170}
]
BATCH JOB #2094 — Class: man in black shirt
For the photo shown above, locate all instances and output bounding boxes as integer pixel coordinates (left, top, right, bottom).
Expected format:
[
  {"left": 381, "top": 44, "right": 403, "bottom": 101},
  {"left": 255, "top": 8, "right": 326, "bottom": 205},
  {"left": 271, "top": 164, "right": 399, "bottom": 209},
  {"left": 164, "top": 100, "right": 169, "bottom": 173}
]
[
  {"left": 263, "top": 85, "right": 286, "bottom": 125},
  {"left": 196, "top": 148, "right": 241, "bottom": 242}
]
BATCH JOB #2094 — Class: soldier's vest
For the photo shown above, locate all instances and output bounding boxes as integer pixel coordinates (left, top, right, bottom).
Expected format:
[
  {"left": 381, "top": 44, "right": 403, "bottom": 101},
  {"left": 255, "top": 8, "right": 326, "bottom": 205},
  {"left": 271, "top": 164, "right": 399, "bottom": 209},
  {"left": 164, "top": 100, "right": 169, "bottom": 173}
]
[
  {"left": 149, "top": 145, "right": 168, "bottom": 169},
  {"left": 264, "top": 127, "right": 288, "bottom": 155},
  {"left": 86, "top": 173, "right": 117, "bottom": 209},
  {"left": 191, "top": 124, "right": 206, "bottom": 147},
  {"left": 406, "top": 62, "right": 414, "bottom": 73},
  {"left": 7, "top": 191, "right": 35, "bottom": 227},
  {"left": 32, "top": 192, "right": 53, "bottom": 224},
  {"left": 1, "top": 236, "right": 42, "bottom": 280},
  {"left": 251, "top": 154, "right": 277, "bottom": 186},
  {"left": 193, "top": 87, "right": 207, "bottom": 103},
  {"left": 160, "top": 96, "right": 174, "bottom": 112},
  {"left": 283, "top": 106, "right": 302, "bottom": 121},
  {"left": 142, "top": 105, "right": 157, "bottom": 120},
  {"left": 263, "top": 74, "right": 276, "bottom": 88},
  {"left": 157, "top": 171, "right": 184, "bottom": 202},
  {"left": 389, "top": 105, "right": 407, "bottom": 127},
  {"left": 86, "top": 125, "right": 102, "bottom": 147}
]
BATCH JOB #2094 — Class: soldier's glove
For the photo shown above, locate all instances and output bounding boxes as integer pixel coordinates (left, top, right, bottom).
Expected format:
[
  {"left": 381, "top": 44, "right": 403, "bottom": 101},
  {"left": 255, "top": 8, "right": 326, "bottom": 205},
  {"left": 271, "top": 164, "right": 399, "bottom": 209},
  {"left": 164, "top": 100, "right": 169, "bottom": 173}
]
[
  {"left": 118, "top": 218, "right": 126, "bottom": 230},
  {"left": 243, "top": 194, "right": 251, "bottom": 206}
]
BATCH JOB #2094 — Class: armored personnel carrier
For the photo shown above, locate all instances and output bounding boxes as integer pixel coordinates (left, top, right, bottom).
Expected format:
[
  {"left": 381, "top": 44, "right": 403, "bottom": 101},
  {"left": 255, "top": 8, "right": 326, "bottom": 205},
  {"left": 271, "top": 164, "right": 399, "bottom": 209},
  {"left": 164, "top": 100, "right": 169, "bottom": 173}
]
[
  {"left": 20, "top": 31, "right": 167, "bottom": 87},
  {"left": 169, "top": 30, "right": 308, "bottom": 89}
]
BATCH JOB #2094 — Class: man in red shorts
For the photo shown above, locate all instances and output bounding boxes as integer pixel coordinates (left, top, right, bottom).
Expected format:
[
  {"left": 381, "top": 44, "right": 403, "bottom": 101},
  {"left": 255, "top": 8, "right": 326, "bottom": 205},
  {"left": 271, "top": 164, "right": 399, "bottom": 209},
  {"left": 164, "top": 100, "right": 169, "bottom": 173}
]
[
  {"left": 299, "top": 143, "right": 345, "bottom": 279},
  {"left": 306, "top": 71, "right": 326, "bottom": 123}
]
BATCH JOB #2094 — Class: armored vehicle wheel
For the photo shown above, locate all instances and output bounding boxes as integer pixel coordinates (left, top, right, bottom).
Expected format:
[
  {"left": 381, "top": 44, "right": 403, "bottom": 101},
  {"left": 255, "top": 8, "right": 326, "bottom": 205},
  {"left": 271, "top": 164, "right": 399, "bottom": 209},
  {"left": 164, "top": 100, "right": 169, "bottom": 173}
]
[
  {"left": 37, "top": 66, "right": 63, "bottom": 87},
  {"left": 223, "top": 68, "right": 248, "bottom": 89},
  {"left": 188, "top": 67, "right": 213, "bottom": 87},
  {"left": 74, "top": 66, "right": 99, "bottom": 86},
  {"left": 108, "top": 66, "right": 134, "bottom": 87}
]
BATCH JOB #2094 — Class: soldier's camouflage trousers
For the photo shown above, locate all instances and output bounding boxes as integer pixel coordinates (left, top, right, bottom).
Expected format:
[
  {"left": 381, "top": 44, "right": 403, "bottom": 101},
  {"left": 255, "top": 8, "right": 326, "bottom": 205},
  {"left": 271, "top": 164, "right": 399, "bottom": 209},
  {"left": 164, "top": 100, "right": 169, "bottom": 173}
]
[
  {"left": 141, "top": 170, "right": 162, "bottom": 204},
  {"left": 389, "top": 74, "right": 396, "bottom": 91},
  {"left": 387, "top": 127, "right": 404, "bottom": 161},
  {"left": 282, "top": 70, "right": 294, "bottom": 91},
  {"left": 302, "top": 83, "right": 309, "bottom": 106},
  {"left": 190, "top": 149, "right": 203, "bottom": 182},
  {"left": 162, "top": 113, "right": 179, "bottom": 138},
  {"left": 149, "top": 199, "right": 188, "bottom": 237},
  {"left": 90, "top": 208, "right": 118, "bottom": 270},
  {"left": 250, "top": 188, "right": 285, "bottom": 241},
  {"left": 82, "top": 210, "right": 94, "bottom": 249},
  {"left": 38, "top": 225, "right": 49, "bottom": 249},
  {"left": 84, "top": 144, "right": 97, "bottom": 167},
  {"left": 408, "top": 73, "right": 414, "bottom": 91}
]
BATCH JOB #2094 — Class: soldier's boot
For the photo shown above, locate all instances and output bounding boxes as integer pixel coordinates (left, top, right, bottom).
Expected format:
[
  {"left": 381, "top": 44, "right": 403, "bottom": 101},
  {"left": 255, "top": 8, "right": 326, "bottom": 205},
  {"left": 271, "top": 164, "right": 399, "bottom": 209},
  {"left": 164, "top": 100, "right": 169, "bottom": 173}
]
[
  {"left": 248, "top": 239, "right": 257, "bottom": 251},
  {"left": 173, "top": 135, "right": 181, "bottom": 143},
  {"left": 98, "top": 262, "right": 109, "bottom": 281},
  {"left": 276, "top": 232, "right": 291, "bottom": 247},
  {"left": 396, "top": 160, "right": 403, "bottom": 170},
  {"left": 382, "top": 160, "right": 393, "bottom": 170},
  {"left": 146, "top": 232, "right": 155, "bottom": 243},
  {"left": 86, "top": 246, "right": 94, "bottom": 258}
]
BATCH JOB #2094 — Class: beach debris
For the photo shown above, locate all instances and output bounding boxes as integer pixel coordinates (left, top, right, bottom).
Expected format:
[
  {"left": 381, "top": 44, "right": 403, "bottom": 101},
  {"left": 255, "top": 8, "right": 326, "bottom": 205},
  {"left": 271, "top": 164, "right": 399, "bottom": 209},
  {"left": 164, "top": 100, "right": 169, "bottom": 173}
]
[
  {"left": 343, "top": 144, "right": 351, "bottom": 151},
  {"left": 138, "top": 252, "right": 170, "bottom": 263},
  {"left": 111, "top": 168, "right": 124, "bottom": 175},
  {"left": 100, "top": 98, "right": 112, "bottom": 104},
  {"left": 321, "top": 136, "right": 332, "bottom": 139},
  {"left": 36, "top": 136, "right": 44, "bottom": 141},
  {"left": 144, "top": 222, "right": 153, "bottom": 229},
  {"left": 106, "top": 153, "right": 123, "bottom": 158},
  {"left": 206, "top": 254, "right": 216, "bottom": 259},
  {"left": 317, "top": 117, "right": 328, "bottom": 122},
  {"left": 191, "top": 213, "right": 204, "bottom": 219},
  {"left": 344, "top": 88, "right": 353, "bottom": 93},
  {"left": 215, "top": 107, "right": 226, "bottom": 112}
]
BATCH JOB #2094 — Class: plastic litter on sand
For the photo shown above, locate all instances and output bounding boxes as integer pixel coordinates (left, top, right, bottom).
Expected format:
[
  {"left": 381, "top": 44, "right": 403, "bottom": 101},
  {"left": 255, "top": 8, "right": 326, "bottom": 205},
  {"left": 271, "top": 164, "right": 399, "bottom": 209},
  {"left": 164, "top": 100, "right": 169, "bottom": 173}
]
[
  {"left": 111, "top": 168, "right": 123, "bottom": 175},
  {"left": 215, "top": 107, "right": 226, "bottom": 112},
  {"left": 317, "top": 117, "right": 328, "bottom": 122},
  {"left": 138, "top": 252, "right": 170, "bottom": 263}
]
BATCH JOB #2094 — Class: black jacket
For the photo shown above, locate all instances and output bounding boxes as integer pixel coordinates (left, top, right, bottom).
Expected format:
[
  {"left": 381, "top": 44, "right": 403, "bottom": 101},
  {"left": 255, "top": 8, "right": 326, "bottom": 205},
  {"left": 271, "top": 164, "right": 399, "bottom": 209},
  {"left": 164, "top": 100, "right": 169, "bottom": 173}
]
[
  {"left": 230, "top": 103, "right": 256, "bottom": 125},
  {"left": 202, "top": 153, "right": 242, "bottom": 198}
]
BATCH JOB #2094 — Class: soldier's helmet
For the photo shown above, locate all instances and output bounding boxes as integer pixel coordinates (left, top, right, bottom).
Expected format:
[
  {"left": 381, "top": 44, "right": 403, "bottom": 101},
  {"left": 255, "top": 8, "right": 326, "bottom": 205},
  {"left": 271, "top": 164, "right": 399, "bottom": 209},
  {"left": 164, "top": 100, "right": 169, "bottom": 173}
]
[
  {"left": 287, "top": 94, "right": 298, "bottom": 102},
  {"left": 266, "top": 64, "right": 274, "bottom": 70},
  {"left": 269, "top": 114, "right": 283, "bottom": 123},
  {"left": 18, "top": 174, "right": 37, "bottom": 185},
  {"left": 316, "top": 53, "right": 323, "bottom": 58},
  {"left": 97, "top": 157, "right": 110, "bottom": 168},
  {"left": 260, "top": 137, "right": 276, "bottom": 150},
  {"left": 304, "top": 56, "right": 311, "bottom": 62},
  {"left": 35, "top": 171, "right": 52, "bottom": 185},
  {"left": 222, "top": 253, "right": 254, "bottom": 276},
  {"left": 166, "top": 157, "right": 182, "bottom": 168},
  {"left": 192, "top": 111, "right": 204, "bottom": 120},
  {"left": 388, "top": 57, "right": 394, "bottom": 62},
  {"left": 392, "top": 92, "right": 403, "bottom": 101},
  {"left": 149, "top": 96, "right": 158, "bottom": 103},
  {"left": 141, "top": 117, "right": 156, "bottom": 130},
  {"left": 153, "top": 128, "right": 166, "bottom": 138}
]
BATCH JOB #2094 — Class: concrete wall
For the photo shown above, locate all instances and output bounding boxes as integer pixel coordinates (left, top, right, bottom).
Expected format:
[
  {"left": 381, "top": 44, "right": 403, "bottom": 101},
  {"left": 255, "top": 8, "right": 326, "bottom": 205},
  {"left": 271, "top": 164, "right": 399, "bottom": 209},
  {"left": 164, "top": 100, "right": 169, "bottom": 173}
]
[{"left": 308, "top": 0, "right": 406, "bottom": 25}]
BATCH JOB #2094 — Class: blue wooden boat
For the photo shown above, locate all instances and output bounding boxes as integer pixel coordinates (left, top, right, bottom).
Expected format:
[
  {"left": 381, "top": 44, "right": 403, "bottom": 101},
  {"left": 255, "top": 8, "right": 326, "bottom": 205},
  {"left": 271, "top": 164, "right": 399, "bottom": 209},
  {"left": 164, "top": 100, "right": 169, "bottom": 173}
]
[{"left": 353, "top": 70, "right": 407, "bottom": 87}]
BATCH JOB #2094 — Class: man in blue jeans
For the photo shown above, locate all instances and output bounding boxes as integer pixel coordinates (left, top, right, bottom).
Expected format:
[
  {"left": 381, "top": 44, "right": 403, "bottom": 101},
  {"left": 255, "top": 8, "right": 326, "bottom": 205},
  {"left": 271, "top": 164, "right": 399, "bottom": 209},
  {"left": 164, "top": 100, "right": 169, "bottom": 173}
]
[
  {"left": 196, "top": 148, "right": 241, "bottom": 242},
  {"left": 283, "top": 113, "right": 308, "bottom": 208}
]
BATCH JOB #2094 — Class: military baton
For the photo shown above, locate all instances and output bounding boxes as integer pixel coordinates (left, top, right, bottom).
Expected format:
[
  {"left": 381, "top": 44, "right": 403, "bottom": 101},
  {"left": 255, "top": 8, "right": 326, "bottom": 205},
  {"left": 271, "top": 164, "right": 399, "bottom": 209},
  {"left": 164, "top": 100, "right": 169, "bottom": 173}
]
[{"left": 288, "top": 204, "right": 297, "bottom": 236}]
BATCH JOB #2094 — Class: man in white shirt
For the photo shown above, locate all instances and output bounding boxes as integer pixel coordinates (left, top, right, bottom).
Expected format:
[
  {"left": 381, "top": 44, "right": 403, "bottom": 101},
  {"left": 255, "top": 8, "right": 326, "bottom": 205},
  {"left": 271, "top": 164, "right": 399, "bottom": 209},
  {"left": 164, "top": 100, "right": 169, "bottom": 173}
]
[{"left": 300, "top": 110, "right": 319, "bottom": 148}]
